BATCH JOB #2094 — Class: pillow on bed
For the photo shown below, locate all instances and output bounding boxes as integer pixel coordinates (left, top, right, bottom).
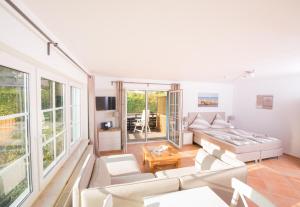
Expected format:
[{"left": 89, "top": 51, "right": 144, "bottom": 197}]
[
  {"left": 189, "top": 114, "right": 211, "bottom": 129},
  {"left": 211, "top": 113, "right": 231, "bottom": 129}
]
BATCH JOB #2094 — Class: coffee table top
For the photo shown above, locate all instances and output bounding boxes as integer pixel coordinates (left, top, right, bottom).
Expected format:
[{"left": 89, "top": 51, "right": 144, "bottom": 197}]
[{"left": 143, "top": 144, "right": 180, "bottom": 162}]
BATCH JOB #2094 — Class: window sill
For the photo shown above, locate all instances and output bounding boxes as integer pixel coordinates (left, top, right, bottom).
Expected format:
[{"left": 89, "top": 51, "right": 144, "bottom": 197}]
[{"left": 30, "top": 139, "right": 89, "bottom": 207}]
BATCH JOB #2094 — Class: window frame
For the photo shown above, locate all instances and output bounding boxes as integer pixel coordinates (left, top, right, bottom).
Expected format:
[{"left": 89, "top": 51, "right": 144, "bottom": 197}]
[
  {"left": 0, "top": 65, "right": 32, "bottom": 207},
  {"left": 0, "top": 41, "right": 88, "bottom": 207},
  {"left": 39, "top": 76, "right": 67, "bottom": 176},
  {"left": 70, "top": 86, "right": 81, "bottom": 145}
]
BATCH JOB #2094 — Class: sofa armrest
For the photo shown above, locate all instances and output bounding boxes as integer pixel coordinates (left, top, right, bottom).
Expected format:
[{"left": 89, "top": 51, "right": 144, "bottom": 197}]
[
  {"left": 81, "top": 188, "right": 143, "bottom": 207},
  {"left": 81, "top": 178, "right": 179, "bottom": 207},
  {"left": 111, "top": 173, "right": 155, "bottom": 185}
]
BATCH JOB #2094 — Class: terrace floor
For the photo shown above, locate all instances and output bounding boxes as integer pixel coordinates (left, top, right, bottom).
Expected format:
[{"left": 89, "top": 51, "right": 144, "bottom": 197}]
[
  {"left": 100, "top": 141, "right": 300, "bottom": 207},
  {"left": 127, "top": 130, "right": 167, "bottom": 143}
]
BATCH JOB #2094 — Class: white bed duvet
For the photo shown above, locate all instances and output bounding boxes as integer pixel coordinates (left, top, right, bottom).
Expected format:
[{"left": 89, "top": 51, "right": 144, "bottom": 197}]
[{"left": 202, "top": 128, "right": 280, "bottom": 146}]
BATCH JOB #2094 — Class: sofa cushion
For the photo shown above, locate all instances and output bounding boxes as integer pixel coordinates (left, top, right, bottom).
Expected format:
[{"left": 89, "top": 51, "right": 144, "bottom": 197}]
[
  {"left": 81, "top": 178, "right": 180, "bottom": 207},
  {"left": 90, "top": 154, "right": 144, "bottom": 188},
  {"left": 195, "top": 149, "right": 232, "bottom": 171},
  {"left": 155, "top": 166, "right": 197, "bottom": 178},
  {"left": 101, "top": 154, "right": 141, "bottom": 177},
  {"left": 89, "top": 158, "right": 111, "bottom": 188},
  {"left": 200, "top": 145, "right": 246, "bottom": 167},
  {"left": 111, "top": 173, "right": 155, "bottom": 185}
]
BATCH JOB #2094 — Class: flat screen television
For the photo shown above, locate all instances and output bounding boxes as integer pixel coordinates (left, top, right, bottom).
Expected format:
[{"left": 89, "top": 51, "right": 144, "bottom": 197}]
[{"left": 96, "top": 96, "right": 116, "bottom": 111}]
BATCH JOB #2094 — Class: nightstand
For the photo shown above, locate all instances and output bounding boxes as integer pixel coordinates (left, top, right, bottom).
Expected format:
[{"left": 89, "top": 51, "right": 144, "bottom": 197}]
[{"left": 183, "top": 130, "right": 193, "bottom": 145}]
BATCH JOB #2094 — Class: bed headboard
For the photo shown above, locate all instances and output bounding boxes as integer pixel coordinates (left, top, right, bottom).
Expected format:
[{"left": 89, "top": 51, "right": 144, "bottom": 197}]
[{"left": 187, "top": 112, "right": 225, "bottom": 125}]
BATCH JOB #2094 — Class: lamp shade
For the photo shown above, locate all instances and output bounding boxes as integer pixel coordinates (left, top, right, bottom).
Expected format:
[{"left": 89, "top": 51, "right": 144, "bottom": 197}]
[{"left": 227, "top": 115, "right": 235, "bottom": 122}]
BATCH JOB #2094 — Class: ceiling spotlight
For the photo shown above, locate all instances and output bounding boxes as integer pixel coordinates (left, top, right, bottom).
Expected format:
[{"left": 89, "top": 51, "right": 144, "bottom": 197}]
[{"left": 242, "top": 70, "right": 255, "bottom": 79}]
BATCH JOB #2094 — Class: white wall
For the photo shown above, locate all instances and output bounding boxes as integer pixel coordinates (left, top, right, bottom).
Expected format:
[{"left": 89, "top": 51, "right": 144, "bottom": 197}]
[
  {"left": 0, "top": 3, "right": 89, "bottom": 207},
  {"left": 233, "top": 76, "right": 300, "bottom": 157},
  {"left": 181, "top": 81, "right": 234, "bottom": 116},
  {"left": 0, "top": 3, "right": 89, "bottom": 139},
  {"left": 95, "top": 75, "right": 234, "bottom": 127}
]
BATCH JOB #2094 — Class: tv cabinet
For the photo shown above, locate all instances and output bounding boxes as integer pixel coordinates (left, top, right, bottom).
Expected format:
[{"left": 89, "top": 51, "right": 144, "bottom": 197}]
[{"left": 97, "top": 128, "right": 121, "bottom": 151}]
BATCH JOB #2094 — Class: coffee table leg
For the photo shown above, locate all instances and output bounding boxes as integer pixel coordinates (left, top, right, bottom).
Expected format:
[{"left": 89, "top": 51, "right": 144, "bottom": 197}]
[
  {"left": 176, "top": 160, "right": 180, "bottom": 168},
  {"left": 143, "top": 153, "right": 146, "bottom": 165},
  {"left": 149, "top": 162, "right": 155, "bottom": 173}
]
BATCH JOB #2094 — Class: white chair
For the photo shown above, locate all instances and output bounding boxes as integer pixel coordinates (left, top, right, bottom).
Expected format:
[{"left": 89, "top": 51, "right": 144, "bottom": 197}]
[
  {"left": 133, "top": 110, "right": 151, "bottom": 133},
  {"left": 230, "top": 178, "right": 276, "bottom": 207}
]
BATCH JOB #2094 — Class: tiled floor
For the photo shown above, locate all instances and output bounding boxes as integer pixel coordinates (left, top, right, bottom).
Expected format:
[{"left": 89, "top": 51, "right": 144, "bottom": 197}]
[
  {"left": 247, "top": 156, "right": 300, "bottom": 207},
  {"left": 100, "top": 142, "right": 300, "bottom": 207}
]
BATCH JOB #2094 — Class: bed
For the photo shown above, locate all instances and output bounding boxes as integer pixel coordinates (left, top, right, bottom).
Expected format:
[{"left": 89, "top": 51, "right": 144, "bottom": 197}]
[{"left": 188, "top": 112, "right": 283, "bottom": 162}]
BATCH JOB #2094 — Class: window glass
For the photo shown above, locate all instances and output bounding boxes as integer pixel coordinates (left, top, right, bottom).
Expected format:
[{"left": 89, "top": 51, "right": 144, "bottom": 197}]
[
  {"left": 41, "top": 78, "right": 65, "bottom": 173},
  {"left": 55, "top": 109, "right": 64, "bottom": 133},
  {"left": 0, "top": 116, "right": 26, "bottom": 167},
  {"left": 42, "top": 111, "right": 53, "bottom": 142},
  {"left": 41, "top": 78, "right": 53, "bottom": 110},
  {"left": 55, "top": 82, "right": 63, "bottom": 108},
  {"left": 55, "top": 133, "right": 64, "bottom": 157},
  {"left": 43, "top": 141, "right": 54, "bottom": 169},
  {"left": 0, "top": 67, "right": 25, "bottom": 116},
  {"left": 0, "top": 66, "right": 31, "bottom": 207}
]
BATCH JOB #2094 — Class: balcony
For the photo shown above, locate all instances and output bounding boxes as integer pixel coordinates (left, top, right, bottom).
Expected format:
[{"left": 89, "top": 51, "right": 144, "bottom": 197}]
[{"left": 127, "top": 113, "right": 167, "bottom": 142}]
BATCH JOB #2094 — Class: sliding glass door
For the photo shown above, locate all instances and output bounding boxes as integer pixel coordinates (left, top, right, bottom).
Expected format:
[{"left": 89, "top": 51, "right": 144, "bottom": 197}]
[
  {"left": 127, "top": 90, "right": 146, "bottom": 142},
  {"left": 147, "top": 91, "right": 168, "bottom": 141},
  {"left": 168, "top": 90, "right": 183, "bottom": 148},
  {"left": 126, "top": 90, "right": 167, "bottom": 143}
]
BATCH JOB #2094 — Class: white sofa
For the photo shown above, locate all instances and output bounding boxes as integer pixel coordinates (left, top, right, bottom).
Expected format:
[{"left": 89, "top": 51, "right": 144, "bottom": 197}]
[
  {"left": 89, "top": 154, "right": 154, "bottom": 187},
  {"left": 72, "top": 152, "right": 155, "bottom": 207},
  {"left": 73, "top": 148, "right": 247, "bottom": 207}
]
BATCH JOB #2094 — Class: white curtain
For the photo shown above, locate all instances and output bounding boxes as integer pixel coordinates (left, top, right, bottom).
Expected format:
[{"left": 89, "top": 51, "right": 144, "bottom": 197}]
[
  {"left": 88, "top": 75, "right": 97, "bottom": 153},
  {"left": 115, "top": 81, "right": 126, "bottom": 150},
  {"left": 171, "top": 83, "right": 180, "bottom": 90}
]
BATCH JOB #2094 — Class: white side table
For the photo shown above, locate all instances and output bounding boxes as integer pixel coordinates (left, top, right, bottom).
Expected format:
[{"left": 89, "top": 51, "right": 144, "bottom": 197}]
[{"left": 183, "top": 130, "right": 193, "bottom": 145}]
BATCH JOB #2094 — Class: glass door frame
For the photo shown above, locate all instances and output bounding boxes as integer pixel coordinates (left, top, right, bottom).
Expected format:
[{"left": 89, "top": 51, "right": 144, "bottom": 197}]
[
  {"left": 168, "top": 89, "right": 183, "bottom": 148},
  {"left": 126, "top": 89, "right": 168, "bottom": 144}
]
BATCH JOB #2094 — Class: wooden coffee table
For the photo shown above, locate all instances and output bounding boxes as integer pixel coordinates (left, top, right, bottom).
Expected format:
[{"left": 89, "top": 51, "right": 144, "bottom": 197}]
[{"left": 142, "top": 144, "right": 180, "bottom": 172}]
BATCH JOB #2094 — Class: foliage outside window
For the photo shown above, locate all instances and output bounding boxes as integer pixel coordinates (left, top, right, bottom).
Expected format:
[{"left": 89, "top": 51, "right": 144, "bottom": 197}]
[
  {"left": 70, "top": 87, "right": 81, "bottom": 143},
  {"left": 41, "top": 78, "right": 65, "bottom": 172},
  {"left": 127, "top": 91, "right": 167, "bottom": 114},
  {"left": 0, "top": 66, "right": 31, "bottom": 207}
]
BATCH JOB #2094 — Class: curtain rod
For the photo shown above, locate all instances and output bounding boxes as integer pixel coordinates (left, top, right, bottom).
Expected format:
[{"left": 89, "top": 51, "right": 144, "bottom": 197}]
[
  {"left": 4, "top": 0, "right": 90, "bottom": 77},
  {"left": 111, "top": 81, "right": 176, "bottom": 86}
]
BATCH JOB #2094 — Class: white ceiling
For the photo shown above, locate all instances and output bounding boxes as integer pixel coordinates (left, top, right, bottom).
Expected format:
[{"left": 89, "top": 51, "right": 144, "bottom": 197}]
[{"left": 20, "top": 0, "right": 300, "bottom": 81}]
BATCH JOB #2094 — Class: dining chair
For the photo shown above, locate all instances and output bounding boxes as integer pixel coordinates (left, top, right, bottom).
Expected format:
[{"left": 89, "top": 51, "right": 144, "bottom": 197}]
[{"left": 230, "top": 178, "right": 276, "bottom": 207}]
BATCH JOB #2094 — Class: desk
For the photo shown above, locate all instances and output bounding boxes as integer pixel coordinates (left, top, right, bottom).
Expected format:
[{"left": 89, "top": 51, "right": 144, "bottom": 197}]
[{"left": 144, "top": 186, "right": 229, "bottom": 207}]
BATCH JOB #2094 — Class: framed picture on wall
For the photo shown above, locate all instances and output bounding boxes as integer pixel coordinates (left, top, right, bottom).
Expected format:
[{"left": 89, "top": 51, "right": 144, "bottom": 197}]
[
  {"left": 256, "top": 95, "right": 273, "bottom": 109},
  {"left": 198, "top": 93, "right": 219, "bottom": 107}
]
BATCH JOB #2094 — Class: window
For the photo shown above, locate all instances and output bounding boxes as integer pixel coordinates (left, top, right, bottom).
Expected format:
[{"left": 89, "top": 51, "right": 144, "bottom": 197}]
[
  {"left": 70, "top": 87, "right": 81, "bottom": 143},
  {"left": 0, "top": 66, "right": 31, "bottom": 207},
  {"left": 41, "top": 78, "right": 65, "bottom": 172}
]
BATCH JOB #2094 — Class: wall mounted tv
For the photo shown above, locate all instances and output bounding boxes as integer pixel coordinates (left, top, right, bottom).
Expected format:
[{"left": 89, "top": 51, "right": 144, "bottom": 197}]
[{"left": 96, "top": 96, "right": 116, "bottom": 111}]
